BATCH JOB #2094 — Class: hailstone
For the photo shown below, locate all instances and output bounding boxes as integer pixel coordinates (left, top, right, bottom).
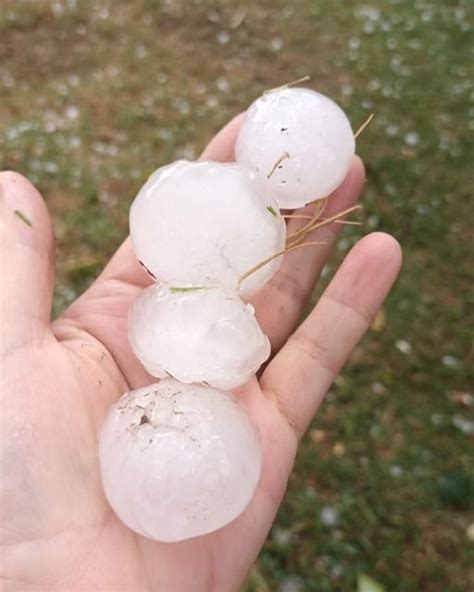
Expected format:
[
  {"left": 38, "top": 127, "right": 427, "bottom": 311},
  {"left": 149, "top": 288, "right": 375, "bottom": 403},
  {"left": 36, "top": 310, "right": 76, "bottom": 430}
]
[
  {"left": 98, "top": 380, "right": 262, "bottom": 542},
  {"left": 235, "top": 87, "right": 355, "bottom": 209},
  {"left": 129, "top": 160, "right": 286, "bottom": 298},
  {"left": 129, "top": 281, "right": 270, "bottom": 390}
]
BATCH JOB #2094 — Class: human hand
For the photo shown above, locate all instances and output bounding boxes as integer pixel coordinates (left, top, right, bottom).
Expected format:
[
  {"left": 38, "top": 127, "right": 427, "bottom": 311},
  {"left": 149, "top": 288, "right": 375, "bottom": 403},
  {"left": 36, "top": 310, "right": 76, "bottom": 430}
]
[{"left": 0, "top": 115, "right": 401, "bottom": 591}]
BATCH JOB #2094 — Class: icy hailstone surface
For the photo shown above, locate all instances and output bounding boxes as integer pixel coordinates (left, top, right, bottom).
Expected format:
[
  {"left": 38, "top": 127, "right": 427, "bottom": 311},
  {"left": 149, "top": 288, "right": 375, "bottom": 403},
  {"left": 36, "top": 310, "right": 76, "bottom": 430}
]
[
  {"left": 129, "top": 282, "right": 270, "bottom": 390},
  {"left": 129, "top": 160, "right": 286, "bottom": 299},
  {"left": 235, "top": 87, "right": 355, "bottom": 209},
  {"left": 99, "top": 380, "right": 262, "bottom": 542}
]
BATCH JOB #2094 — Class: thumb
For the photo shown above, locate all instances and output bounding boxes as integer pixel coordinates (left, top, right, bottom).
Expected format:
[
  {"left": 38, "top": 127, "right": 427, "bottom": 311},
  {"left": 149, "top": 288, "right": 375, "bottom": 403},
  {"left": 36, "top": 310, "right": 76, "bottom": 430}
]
[{"left": 0, "top": 172, "right": 55, "bottom": 355}]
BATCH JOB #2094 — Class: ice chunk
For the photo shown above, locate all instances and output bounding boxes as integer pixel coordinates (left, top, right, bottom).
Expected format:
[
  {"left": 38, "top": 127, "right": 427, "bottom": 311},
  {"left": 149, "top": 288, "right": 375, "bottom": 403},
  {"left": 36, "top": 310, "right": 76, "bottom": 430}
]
[
  {"left": 235, "top": 87, "right": 355, "bottom": 208},
  {"left": 129, "top": 160, "right": 285, "bottom": 298},
  {"left": 99, "top": 380, "right": 262, "bottom": 542},
  {"left": 129, "top": 281, "right": 270, "bottom": 390}
]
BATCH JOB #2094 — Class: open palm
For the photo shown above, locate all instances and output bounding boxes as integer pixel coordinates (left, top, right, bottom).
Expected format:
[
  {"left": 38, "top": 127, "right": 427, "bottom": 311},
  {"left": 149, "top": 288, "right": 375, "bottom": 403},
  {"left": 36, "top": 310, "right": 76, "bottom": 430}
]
[{"left": 0, "top": 116, "right": 401, "bottom": 592}]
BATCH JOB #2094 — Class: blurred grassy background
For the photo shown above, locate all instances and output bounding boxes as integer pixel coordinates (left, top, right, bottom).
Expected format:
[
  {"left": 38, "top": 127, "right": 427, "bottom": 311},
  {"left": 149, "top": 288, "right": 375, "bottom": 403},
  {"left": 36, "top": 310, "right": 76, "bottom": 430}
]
[{"left": 1, "top": 0, "right": 472, "bottom": 590}]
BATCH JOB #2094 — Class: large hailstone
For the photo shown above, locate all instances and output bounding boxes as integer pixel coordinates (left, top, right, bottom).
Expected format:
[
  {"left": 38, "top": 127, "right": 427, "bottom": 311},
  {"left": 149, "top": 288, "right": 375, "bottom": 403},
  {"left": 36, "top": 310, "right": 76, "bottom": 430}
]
[
  {"left": 129, "top": 160, "right": 286, "bottom": 299},
  {"left": 129, "top": 281, "right": 270, "bottom": 390},
  {"left": 235, "top": 87, "right": 355, "bottom": 209},
  {"left": 99, "top": 380, "right": 262, "bottom": 542}
]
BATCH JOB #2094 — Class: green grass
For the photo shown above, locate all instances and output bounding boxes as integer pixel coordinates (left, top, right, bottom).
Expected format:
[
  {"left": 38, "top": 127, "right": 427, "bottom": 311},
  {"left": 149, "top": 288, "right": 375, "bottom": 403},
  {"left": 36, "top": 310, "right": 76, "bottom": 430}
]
[{"left": 1, "top": 0, "right": 473, "bottom": 589}]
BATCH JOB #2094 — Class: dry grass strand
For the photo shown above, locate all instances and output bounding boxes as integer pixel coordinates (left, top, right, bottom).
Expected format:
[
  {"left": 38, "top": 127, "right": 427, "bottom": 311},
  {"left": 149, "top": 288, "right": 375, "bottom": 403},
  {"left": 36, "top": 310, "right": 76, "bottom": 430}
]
[
  {"left": 238, "top": 241, "right": 326, "bottom": 289},
  {"left": 267, "top": 152, "right": 290, "bottom": 179},
  {"left": 354, "top": 113, "right": 375, "bottom": 139},
  {"left": 264, "top": 75, "right": 311, "bottom": 95}
]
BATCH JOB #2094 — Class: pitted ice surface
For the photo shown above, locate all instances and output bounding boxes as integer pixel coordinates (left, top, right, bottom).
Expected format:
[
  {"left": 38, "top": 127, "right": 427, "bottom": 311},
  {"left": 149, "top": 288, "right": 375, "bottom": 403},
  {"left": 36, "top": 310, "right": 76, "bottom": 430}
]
[{"left": 98, "top": 380, "right": 262, "bottom": 542}]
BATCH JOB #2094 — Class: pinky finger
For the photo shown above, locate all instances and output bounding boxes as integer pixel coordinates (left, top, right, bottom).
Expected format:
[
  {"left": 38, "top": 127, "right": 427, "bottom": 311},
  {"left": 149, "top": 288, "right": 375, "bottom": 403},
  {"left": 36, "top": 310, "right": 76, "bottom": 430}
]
[{"left": 261, "top": 232, "right": 402, "bottom": 438}]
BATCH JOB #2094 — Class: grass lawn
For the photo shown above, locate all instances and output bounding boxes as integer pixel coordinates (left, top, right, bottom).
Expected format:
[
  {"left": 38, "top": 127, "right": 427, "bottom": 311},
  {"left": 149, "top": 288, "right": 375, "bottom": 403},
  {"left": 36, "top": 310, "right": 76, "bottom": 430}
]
[{"left": 1, "top": 1, "right": 472, "bottom": 589}]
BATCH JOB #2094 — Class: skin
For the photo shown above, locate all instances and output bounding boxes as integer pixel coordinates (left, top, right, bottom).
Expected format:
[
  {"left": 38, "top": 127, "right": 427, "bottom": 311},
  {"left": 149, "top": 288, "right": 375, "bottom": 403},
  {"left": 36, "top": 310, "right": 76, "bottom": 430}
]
[{"left": 0, "top": 115, "right": 402, "bottom": 591}]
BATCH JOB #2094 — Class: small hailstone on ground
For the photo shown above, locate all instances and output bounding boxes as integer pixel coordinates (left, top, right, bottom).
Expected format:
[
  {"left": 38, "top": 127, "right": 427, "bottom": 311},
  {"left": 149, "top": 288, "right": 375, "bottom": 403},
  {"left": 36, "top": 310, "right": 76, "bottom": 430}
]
[
  {"left": 129, "top": 160, "right": 285, "bottom": 299},
  {"left": 235, "top": 87, "right": 355, "bottom": 209},
  {"left": 129, "top": 281, "right": 270, "bottom": 390},
  {"left": 320, "top": 505, "right": 339, "bottom": 527},
  {"left": 99, "top": 380, "right": 262, "bottom": 542}
]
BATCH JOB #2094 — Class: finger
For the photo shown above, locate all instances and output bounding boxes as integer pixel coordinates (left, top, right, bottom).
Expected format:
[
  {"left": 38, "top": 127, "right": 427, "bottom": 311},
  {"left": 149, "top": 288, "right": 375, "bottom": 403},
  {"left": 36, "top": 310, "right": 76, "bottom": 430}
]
[
  {"left": 96, "top": 113, "right": 244, "bottom": 287},
  {"left": 261, "top": 232, "right": 402, "bottom": 438},
  {"left": 200, "top": 113, "right": 244, "bottom": 162},
  {"left": 0, "top": 171, "right": 55, "bottom": 354},
  {"left": 251, "top": 157, "right": 365, "bottom": 353}
]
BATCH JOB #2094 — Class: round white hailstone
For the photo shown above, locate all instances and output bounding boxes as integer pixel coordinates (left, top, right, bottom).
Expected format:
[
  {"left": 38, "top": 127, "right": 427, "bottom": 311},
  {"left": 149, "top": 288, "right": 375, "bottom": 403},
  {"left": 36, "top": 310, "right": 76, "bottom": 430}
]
[
  {"left": 99, "top": 380, "right": 262, "bottom": 542},
  {"left": 129, "top": 160, "right": 286, "bottom": 299},
  {"left": 129, "top": 281, "right": 270, "bottom": 390},
  {"left": 235, "top": 87, "right": 355, "bottom": 209}
]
